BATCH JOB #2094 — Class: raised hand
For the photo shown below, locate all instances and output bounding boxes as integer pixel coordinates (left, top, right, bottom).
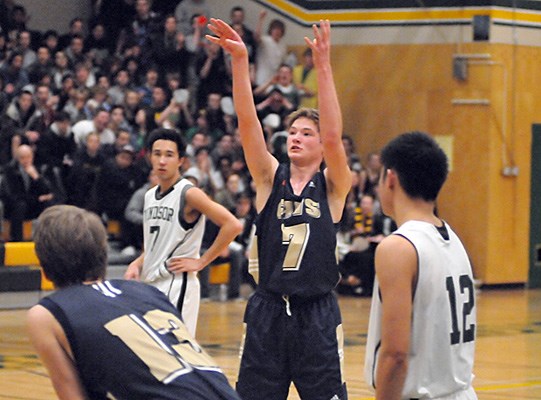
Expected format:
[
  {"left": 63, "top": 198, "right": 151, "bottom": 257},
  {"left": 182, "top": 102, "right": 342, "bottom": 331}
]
[
  {"left": 303, "top": 19, "right": 331, "bottom": 69},
  {"left": 206, "top": 18, "right": 247, "bottom": 59}
]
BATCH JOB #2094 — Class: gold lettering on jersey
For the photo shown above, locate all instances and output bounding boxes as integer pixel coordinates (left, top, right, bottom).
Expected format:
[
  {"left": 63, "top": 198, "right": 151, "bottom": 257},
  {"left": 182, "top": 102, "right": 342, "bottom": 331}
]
[
  {"left": 276, "top": 199, "right": 321, "bottom": 219},
  {"left": 145, "top": 206, "right": 175, "bottom": 222}
]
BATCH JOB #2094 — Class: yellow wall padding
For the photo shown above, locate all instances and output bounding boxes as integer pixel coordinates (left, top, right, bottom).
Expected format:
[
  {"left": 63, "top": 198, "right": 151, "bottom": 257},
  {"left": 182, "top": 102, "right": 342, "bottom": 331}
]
[
  {"left": 209, "top": 263, "right": 230, "bottom": 285},
  {"left": 3, "top": 242, "right": 39, "bottom": 266}
]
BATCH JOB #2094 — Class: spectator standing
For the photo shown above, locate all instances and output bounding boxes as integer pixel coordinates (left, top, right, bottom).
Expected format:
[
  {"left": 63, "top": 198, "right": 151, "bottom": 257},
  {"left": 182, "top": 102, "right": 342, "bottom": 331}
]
[
  {"left": 152, "top": 14, "right": 191, "bottom": 82},
  {"left": 254, "top": 11, "right": 286, "bottom": 86}
]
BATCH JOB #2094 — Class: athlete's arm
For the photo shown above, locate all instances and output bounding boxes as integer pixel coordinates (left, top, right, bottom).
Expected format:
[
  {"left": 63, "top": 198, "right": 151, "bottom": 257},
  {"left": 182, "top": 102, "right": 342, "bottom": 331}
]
[
  {"left": 305, "top": 21, "right": 351, "bottom": 222},
  {"left": 207, "top": 19, "right": 278, "bottom": 210},
  {"left": 124, "top": 252, "right": 144, "bottom": 280},
  {"left": 167, "top": 186, "right": 242, "bottom": 273},
  {"left": 27, "top": 305, "right": 87, "bottom": 400},
  {"left": 374, "top": 235, "right": 417, "bottom": 400}
]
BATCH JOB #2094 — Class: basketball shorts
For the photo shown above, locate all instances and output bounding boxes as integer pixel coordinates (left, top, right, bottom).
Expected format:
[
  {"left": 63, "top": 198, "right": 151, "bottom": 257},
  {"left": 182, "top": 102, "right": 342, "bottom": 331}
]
[{"left": 236, "top": 290, "right": 347, "bottom": 400}]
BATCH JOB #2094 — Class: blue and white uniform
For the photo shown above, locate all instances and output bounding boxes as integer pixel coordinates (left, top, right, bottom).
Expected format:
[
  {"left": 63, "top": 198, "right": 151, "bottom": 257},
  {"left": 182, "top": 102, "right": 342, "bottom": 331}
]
[
  {"left": 142, "top": 178, "right": 205, "bottom": 336},
  {"left": 365, "top": 220, "right": 477, "bottom": 400},
  {"left": 39, "top": 279, "right": 240, "bottom": 400}
]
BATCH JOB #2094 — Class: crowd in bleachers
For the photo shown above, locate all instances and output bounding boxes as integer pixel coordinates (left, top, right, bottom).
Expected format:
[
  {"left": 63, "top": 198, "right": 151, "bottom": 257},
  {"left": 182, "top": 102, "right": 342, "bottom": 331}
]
[{"left": 0, "top": 0, "right": 390, "bottom": 298}]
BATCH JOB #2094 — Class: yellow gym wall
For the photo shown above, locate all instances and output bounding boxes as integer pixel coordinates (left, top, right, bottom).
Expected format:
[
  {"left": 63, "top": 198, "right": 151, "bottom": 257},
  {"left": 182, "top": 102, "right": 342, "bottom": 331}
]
[{"left": 290, "top": 41, "right": 534, "bottom": 284}]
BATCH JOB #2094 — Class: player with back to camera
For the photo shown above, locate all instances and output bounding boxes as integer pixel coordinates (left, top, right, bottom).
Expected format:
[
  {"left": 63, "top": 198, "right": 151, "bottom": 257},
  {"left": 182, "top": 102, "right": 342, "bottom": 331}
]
[
  {"left": 124, "top": 128, "right": 242, "bottom": 336},
  {"left": 364, "top": 132, "right": 477, "bottom": 400},
  {"left": 207, "top": 18, "right": 351, "bottom": 400},
  {"left": 27, "top": 205, "right": 241, "bottom": 400}
]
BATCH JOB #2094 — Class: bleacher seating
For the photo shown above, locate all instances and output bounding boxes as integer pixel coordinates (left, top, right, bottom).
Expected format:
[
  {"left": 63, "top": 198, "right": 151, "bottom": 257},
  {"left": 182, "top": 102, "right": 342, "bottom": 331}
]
[{"left": 0, "top": 242, "right": 54, "bottom": 292}]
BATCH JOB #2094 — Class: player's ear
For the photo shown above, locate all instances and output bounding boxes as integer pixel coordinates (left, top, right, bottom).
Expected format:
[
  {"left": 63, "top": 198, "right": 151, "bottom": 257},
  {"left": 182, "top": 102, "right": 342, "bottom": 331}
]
[{"left": 385, "top": 169, "right": 397, "bottom": 189}]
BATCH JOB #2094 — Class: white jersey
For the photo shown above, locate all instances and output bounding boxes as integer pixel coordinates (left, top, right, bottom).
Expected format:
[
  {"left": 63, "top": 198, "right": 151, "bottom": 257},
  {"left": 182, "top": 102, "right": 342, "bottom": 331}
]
[
  {"left": 365, "top": 220, "right": 477, "bottom": 400},
  {"left": 141, "top": 179, "right": 205, "bottom": 336}
]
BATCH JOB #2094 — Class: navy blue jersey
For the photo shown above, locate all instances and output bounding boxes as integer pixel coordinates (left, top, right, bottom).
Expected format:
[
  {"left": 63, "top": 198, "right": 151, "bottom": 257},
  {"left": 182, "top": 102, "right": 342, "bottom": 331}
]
[
  {"left": 252, "top": 163, "right": 340, "bottom": 297},
  {"left": 38, "top": 279, "right": 240, "bottom": 400}
]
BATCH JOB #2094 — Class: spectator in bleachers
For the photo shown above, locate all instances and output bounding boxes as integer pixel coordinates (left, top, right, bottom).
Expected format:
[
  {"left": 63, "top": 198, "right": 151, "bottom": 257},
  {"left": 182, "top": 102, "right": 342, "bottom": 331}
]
[
  {"left": 27, "top": 46, "right": 53, "bottom": 85},
  {"left": 152, "top": 14, "right": 191, "bottom": 82},
  {"left": 229, "top": 6, "right": 256, "bottom": 64},
  {"left": 72, "top": 107, "right": 114, "bottom": 146},
  {"left": 122, "top": 55, "right": 142, "bottom": 86},
  {"left": 136, "top": 65, "right": 159, "bottom": 106},
  {"left": 0, "top": 52, "right": 29, "bottom": 100},
  {"left": 95, "top": 144, "right": 145, "bottom": 251},
  {"left": 58, "top": 17, "right": 85, "bottom": 50},
  {"left": 41, "top": 29, "right": 59, "bottom": 55},
  {"left": 107, "top": 105, "right": 131, "bottom": 135},
  {"left": 254, "top": 11, "right": 286, "bottom": 86},
  {"left": 202, "top": 92, "right": 228, "bottom": 141},
  {"left": 255, "top": 87, "right": 294, "bottom": 132},
  {"left": 0, "top": 90, "right": 39, "bottom": 166},
  {"left": 94, "top": 0, "right": 135, "bottom": 53},
  {"left": 175, "top": 0, "right": 211, "bottom": 36},
  {"left": 1, "top": 144, "right": 54, "bottom": 241},
  {"left": 293, "top": 47, "right": 318, "bottom": 109},
  {"left": 67, "top": 132, "right": 104, "bottom": 211},
  {"left": 65, "top": 34, "right": 87, "bottom": 67},
  {"left": 35, "top": 110, "right": 75, "bottom": 174},
  {"left": 214, "top": 172, "right": 242, "bottom": 212},
  {"left": 51, "top": 51, "right": 71, "bottom": 90},
  {"left": 140, "top": 85, "right": 168, "bottom": 132},
  {"left": 338, "top": 193, "right": 394, "bottom": 297},
  {"left": 122, "top": 88, "right": 139, "bottom": 119},
  {"left": 124, "top": 0, "right": 162, "bottom": 69},
  {"left": 360, "top": 152, "right": 382, "bottom": 197},
  {"left": 195, "top": 41, "right": 230, "bottom": 111},
  {"left": 186, "top": 130, "right": 210, "bottom": 159},
  {"left": 0, "top": 75, "right": 9, "bottom": 116},
  {"left": 107, "top": 69, "right": 131, "bottom": 105},
  {"left": 156, "top": 84, "right": 193, "bottom": 131},
  {"left": 0, "top": 32, "right": 9, "bottom": 66},
  {"left": 84, "top": 22, "right": 109, "bottom": 68},
  {"left": 100, "top": 128, "right": 132, "bottom": 160},
  {"left": 63, "top": 87, "right": 91, "bottom": 123},
  {"left": 254, "top": 63, "right": 299, "bottom": 108},
  {"left": 15, "top": 30, "right": 35, "bottom": 68},
  {"left": 342, "top": 134, "right": 362, "bottom": 172},
  {"left": 73, "top": 62, "right": 96, "bottom": 90}
]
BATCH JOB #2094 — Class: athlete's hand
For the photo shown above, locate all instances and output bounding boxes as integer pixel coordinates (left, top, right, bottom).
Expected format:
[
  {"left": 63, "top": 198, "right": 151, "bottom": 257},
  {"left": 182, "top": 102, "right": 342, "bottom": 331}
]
[
  {"left": 124, "top": 261, "right": 141, "bottom": 280},
  {"left": 304, "top": 19, "right": 331, "bottom": 70},
  {"left": 167, "top": 257, "right": 205, "bottom": 273},
  {"left": 206, "top": 18, "right": 247, "bottom": 59}
]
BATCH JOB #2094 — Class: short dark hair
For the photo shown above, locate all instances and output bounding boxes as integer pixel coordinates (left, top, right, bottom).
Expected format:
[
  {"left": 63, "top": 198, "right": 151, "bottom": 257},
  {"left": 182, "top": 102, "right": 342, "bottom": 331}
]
[
  {"left": 380, "top": 131, "right": 448, "bottom": 201},
  {"left": 53, "top": 110, "right": 71, "bottom": 122},
  {"left": 268, "top": 19, "right": 285, "bottom": 35},
  {"left": 146, "top": 128, "right": 186, "bottom": 157},
  {"left": 34, "top": 205, "right": 108, "bottom": 288}
]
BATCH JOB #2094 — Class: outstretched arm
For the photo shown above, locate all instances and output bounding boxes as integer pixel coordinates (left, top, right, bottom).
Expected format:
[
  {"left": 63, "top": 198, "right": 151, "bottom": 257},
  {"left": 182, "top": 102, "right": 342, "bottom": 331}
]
[
  {"left": 206, "top": 19, "right": 278, "bottom": 210},
  {"left": 305, "top": 20, "right": 351, "bottom": 221}
]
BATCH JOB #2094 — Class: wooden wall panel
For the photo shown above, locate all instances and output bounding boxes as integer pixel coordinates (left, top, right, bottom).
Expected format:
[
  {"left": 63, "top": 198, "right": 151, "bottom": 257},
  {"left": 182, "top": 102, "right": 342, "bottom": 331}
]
[{"left": 290, "top": 41, "right": 535, "bottom": 284}]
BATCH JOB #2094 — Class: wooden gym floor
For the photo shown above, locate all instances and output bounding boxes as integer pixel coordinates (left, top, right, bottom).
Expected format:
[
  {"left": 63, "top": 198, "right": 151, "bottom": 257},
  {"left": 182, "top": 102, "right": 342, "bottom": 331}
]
[{"left": 1, "top": 287, "right": 540, "bottom": 399}]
